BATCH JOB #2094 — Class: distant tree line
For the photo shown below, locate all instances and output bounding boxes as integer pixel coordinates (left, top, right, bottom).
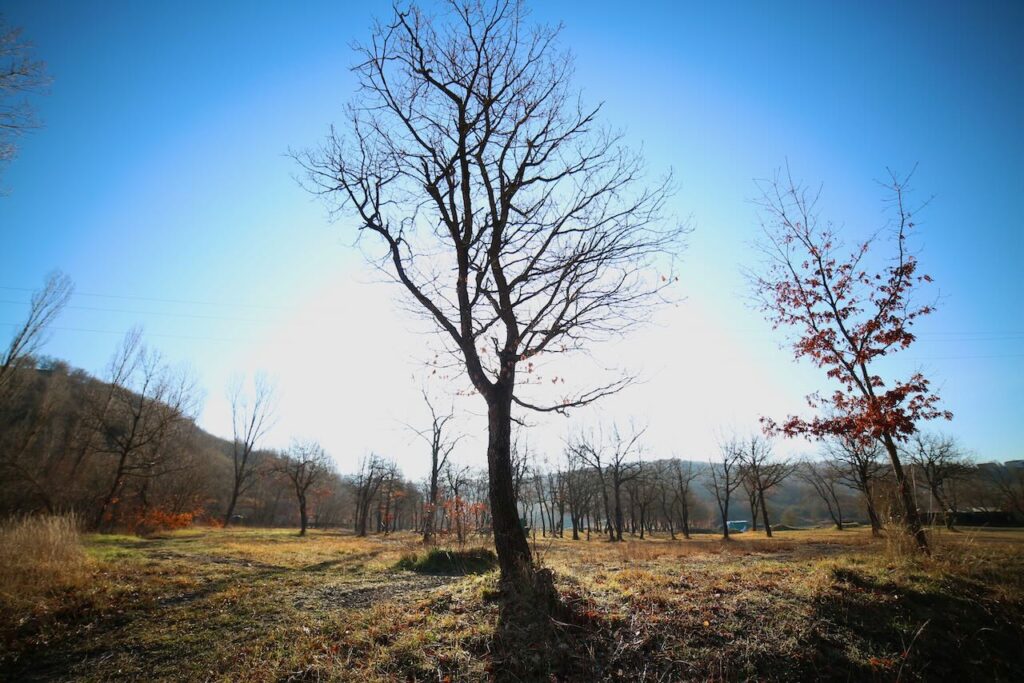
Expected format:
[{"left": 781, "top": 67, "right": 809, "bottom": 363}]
[
  {"left": 513, "top": 428, "right": 1024, "bottom": 542},
  {"left": 2, "top": 273, "right": 1021, "bottom": 540}
]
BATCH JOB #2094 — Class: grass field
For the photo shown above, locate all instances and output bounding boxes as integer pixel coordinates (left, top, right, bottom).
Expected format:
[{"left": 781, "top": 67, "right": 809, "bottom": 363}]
[{"left": 2, "top": 524, "right": 1023, "bottom": 681}]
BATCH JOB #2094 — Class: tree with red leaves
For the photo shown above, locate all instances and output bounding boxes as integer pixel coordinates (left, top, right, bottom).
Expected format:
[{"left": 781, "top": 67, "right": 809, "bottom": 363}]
[{"left": 750, "top": 167, "right": 951, "bottom": 552}]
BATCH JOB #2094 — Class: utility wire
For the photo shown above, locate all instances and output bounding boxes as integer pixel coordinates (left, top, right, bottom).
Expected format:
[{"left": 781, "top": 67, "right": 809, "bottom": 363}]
[
  {"left": 1, "top": 292, "right": 1020, "bottom": 340},
  {"left": 0, "top": 299, "right": 269, "bottom": 324},
  {"left": 1, "top": 321, "right": 1021, "bottom": 360},
  {"left": 0, "top": 321, "right": 241, "bottom": 344},
  {"left": 0, "top": 285, "right": 301, "bottom": 312}
]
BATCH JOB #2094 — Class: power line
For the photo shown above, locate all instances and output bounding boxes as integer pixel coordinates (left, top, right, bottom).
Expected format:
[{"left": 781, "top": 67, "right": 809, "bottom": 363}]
[
  {"left": 0, "top": 321, "right": 242, "bottom": 344},
  {"left": 916, "top": 332, "right": 1024, "bottom": 339},
  {"left": 2, "top": 321, "right": 1021, "bottom": 360},
  {"left": 913, "top": 337, "right": 1024, "bottom": 343},
  {"left": 906, "top": 353, "right": 1024, "bottom": 361},
  {"left": 1, "top": 285, "right": 1022, "bottom": 342},
  {"left": 0, "top": 299, "right": 269, "bottom": 324},
  {"left": 727, "top": 327, "right": 1024, "bottom": 339},
  {"left": 0, "top": 285, "right": 298, "bottom": 311}
]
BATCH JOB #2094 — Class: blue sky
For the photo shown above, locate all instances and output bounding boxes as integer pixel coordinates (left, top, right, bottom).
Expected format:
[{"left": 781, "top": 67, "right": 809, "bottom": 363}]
[{"left": 1, "top": 1, "right": 1021, "bottom": 474}]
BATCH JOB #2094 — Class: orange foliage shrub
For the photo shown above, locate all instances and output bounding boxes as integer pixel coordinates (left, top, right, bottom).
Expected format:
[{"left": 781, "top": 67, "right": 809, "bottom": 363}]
[{"left": 131, "top": 508, "right": 200, "bottom": 536}]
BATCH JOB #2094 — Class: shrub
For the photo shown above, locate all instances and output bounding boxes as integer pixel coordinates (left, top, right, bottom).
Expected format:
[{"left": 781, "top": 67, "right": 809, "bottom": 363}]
[
  {"left": 0, "top": 513, "right": 92, "bottom": 609},
  {"left": 131, "top": 508, "right": 199, "bottom": 537},
  {"left": 395, "top": 547, "right": 497, "bottom": 575}
]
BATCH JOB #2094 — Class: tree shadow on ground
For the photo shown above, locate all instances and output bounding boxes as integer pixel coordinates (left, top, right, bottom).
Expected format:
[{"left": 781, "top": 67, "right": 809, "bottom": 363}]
[
  {"left": 483, "top": 563, "right": 1024, "bottom": 682},
  {"left": 1, "top": 550, "right": 393, "bottom": 682},
  {"left": 486, "top": 569, "right": 614, "bottom": 681},
  {"left": 0, "top": 560, "right": 297, "bottom": 682},
  {"left": 805, "top": 566, "right": 1024, "bottom": 682},
  {"left": 482, "top": 568, "right": 711, "bottom": 682}
]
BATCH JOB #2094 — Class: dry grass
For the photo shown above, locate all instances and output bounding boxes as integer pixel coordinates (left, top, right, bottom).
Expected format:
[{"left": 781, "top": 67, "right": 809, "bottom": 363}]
[
  {"left": 0, "top": 514, "right": 92, "bottom": 610},
  {"left": 0, "top": 525, "right": 1021, "bottom": 681}
]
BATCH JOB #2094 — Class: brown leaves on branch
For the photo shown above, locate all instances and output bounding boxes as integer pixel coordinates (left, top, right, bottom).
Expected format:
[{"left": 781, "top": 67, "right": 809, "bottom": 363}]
[{"left": 751, "top": 166, "right": 951, "bottom": 444}]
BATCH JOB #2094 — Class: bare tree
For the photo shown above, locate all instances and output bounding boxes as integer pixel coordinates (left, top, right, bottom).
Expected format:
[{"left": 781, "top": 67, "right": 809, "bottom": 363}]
[
  {"left": 628, "top": 465, "right": 657, "bottom": 539},
  {"left": 299, "top": 0, "right": 683, "bottom": 584},
  {"left": 706, "top": 438, "right": 745, "bottom": 540},
  {"left": 531, "top": 462, "right": 550, "bottom": 537},
  {"left": 569, "top": 431, "right": 611, "bottom": 541},
  {"left": 546, "top": 465, "right": 567, "bottom": 538},
  {"left": 377, "top": 459, "right": 402, "bottom": 534},
  {"left": 904, "top": 433, "right": 972, "bottom": 531},
  {"left": 737, "top": 435, "right": 793, "bottom": 538},
  {"left": 224, "top": 372, "right": 276, "bottom": 526},
  {"left": 93, "top": 331, "right": 200, "bottom": 530},
  {"left": 670, "top": 458, "right": 698, "bottom": 539},
  {"left": 652, "top": 461, "right": 677, "bottom": 539},
  {"left": 443, "top": 461, "right": 473, "bottom": 545},
  {"left": 572, "top": 424, "right": 644, "bottom": 542},
  {"left": 410, "top": 389, "right": 460, "bottom": 545},
  {"left": 0, "top": 271, "right": 73, "bottom": 402},
  {"left": 526, "top": 455, "right": 563, "bottom": 538},
  {"left": 0, "top": 359, "right": 76, "bottom": 512},
  {"left": 562, "top": 446, "right": 592, "bottom": 540},
  {"left": 740, "top": 467, "right": 763, "bottom": 533},
  {"left": 825, "top": 436, "right": 887, "bottom": 536},
  {"left": 985, "top": 463, "right": 1024, "bottom": 521},
  {"left": 1, "top": 18, "right": 50, "bottom": 176},
  {"left": 67, "top": 322, "right": 143, "bottom": 482},
  {"left": 275, "top": 439, "right": 331, "bottom": 536},
  {"left": 510, "top": 430, "right": 531, "bottom": 518},
  {"left": 353, "top": 453, "right": 389, "bottom": 536},
  {"left": 605, "top": 427, "right": 645, "bottom": 541},
  {"left": 0, "top": 272, "right": 74, "bottom": 505},
  {"left": 797, "top": 460, "right": 846, "bottom": 530}
]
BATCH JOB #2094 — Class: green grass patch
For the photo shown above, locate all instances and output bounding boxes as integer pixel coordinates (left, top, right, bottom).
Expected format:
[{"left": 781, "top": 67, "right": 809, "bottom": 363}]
[
  {"left": 395, "top": 547, "right": 498, "bottom": 575},
  {"left": 83, "top": 533, "right": 149, "bottom": 561}
]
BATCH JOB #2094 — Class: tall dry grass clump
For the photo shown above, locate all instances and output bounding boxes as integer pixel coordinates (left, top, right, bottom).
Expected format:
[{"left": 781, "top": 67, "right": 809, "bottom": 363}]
[
  {"left": 0, "top": 513, "right": 92, "bottom": 609},
  {"left": 882, "top": 520, "right": 934, "bottom": 566}
]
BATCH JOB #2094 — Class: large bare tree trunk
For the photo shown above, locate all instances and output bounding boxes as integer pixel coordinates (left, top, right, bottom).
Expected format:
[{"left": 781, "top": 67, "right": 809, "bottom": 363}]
[
  {"left": 223, "top": 483, "right": 241, "bottom": 526},
  {"left": 486, "top": 390, "right": 532, "bottom": 583},
  {"left": 601, "top": 487, "right": 614, "bottom": 542},
  {"left": 864, "top": 485, "right": 883, "bottom": 537},
  {"left": 613, "top": 481, "right": 625, "bottom": 542},
  {"left": 930, "top": 486, "right": 954, "bottom": 531},
  {"left": 423, "top": 473, "right": 439, "bottom": 545},
  {"left": 96, "top": 461, "right": 127, "bottom": 530},
  {"left": 747, "top": 487, "right": 760, "bottom": 532},
  {"left": 758, "top": 491, "right": 773, "bottom": 538},
  {"left": 678, "top": 506, "right": 691, "bottom": 539},
  {"left": 882, "top": 433, "right": 929, "bottom": 552}
]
